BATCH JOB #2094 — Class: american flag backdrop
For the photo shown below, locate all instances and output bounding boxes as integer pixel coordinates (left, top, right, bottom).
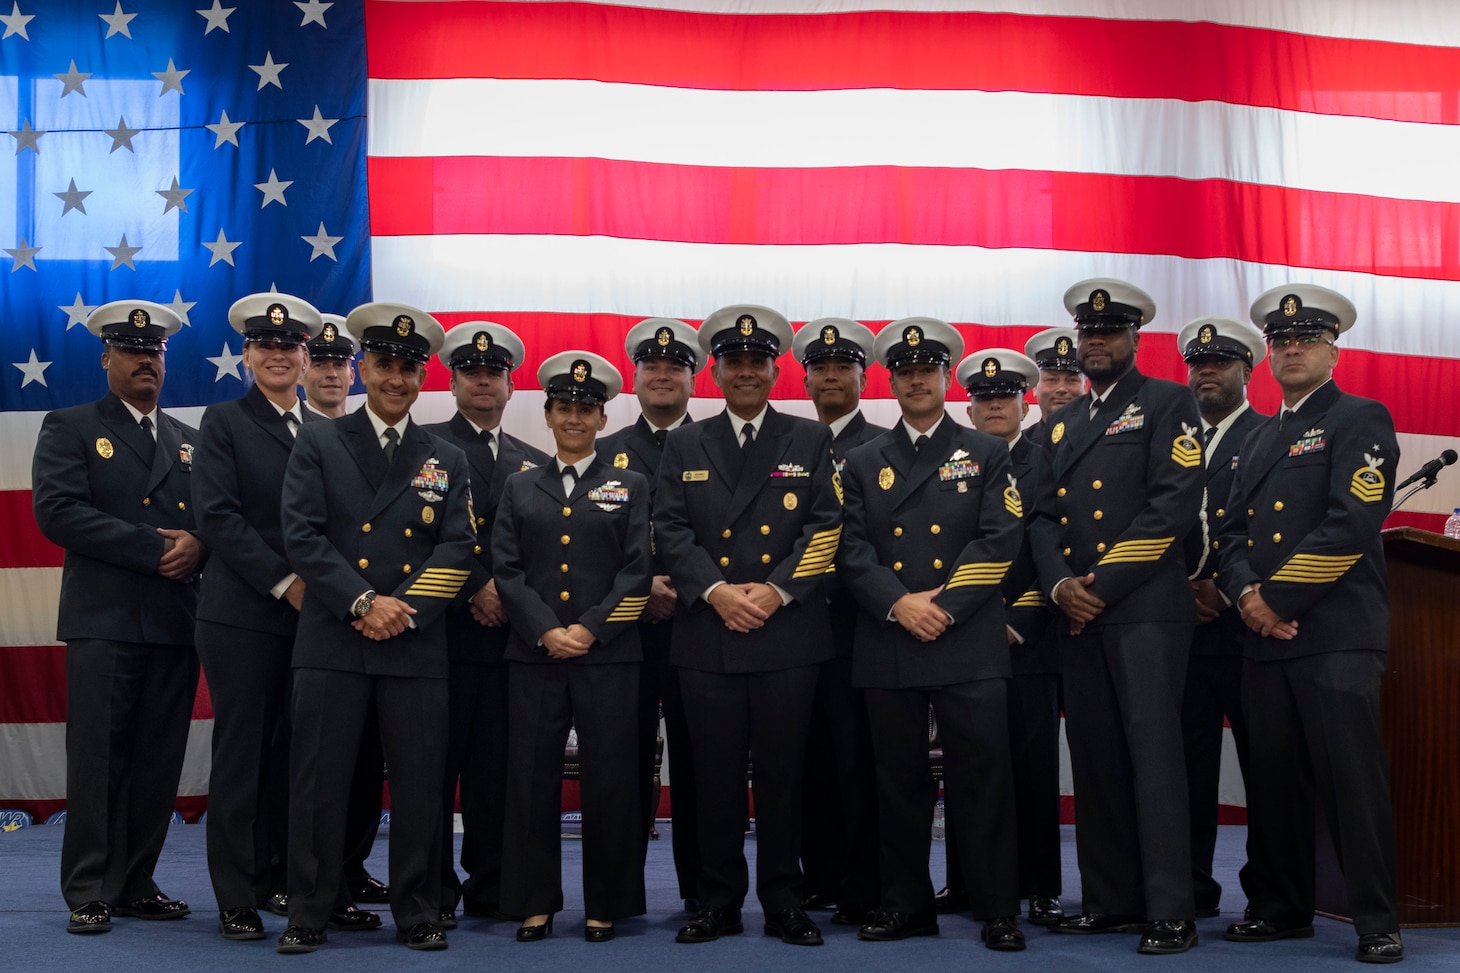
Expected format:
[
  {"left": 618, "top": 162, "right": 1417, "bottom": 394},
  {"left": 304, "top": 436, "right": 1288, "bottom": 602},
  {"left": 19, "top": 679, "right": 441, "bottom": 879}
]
[{"left": 3, "top": 0, "right": 1459, "bottom": 816}]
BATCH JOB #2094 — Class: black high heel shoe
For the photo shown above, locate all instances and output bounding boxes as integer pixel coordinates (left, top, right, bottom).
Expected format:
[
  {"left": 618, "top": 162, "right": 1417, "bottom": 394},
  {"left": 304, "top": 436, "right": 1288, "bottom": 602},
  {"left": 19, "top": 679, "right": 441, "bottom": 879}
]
[
  {"left": 516, "top": 914, "right": 554, "bottom": 942},
  {"left": 584, "top": 921, "right": 615, "bottom": 943}
]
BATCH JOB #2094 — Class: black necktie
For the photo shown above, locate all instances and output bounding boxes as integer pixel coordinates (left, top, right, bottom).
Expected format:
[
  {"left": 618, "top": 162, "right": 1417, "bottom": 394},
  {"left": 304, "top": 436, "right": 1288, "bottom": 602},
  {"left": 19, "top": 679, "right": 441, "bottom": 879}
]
[
  {"left": 1279, "top": 409, "right": 1294, "bottom": 428},
  {"left": 914, "top": 434, "right": 929, "bottom": 454},
  {"left": 561, "top": 464, "right": 577, "bottom": 498},
  {"left": 382, "top": 427, "right": 399, "bottom": 463},
  {"left": 140, "top": 415, "right": 155, "bottom": 442},
  {"left": 284, "top": 411, "right": 299, "bottom": 437},
  {"left": 1089, "top": 396, "right": 1102, "bottom": 421},
  {"left": 1203, "top": 425, "right": 1217, "bottom": 446},
  {"left": 654, "top": 428, "right": 667, "bottom": 448},
  {"left": 741, "top": 424, "right": 755, "bottom": 448}
]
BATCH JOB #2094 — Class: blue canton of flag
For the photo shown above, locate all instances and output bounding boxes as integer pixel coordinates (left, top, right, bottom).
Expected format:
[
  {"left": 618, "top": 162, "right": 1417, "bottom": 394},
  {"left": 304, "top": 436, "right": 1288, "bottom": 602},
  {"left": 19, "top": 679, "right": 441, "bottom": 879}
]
[{"left": 0, "top": 0, "right": 370, "bottom": 412}]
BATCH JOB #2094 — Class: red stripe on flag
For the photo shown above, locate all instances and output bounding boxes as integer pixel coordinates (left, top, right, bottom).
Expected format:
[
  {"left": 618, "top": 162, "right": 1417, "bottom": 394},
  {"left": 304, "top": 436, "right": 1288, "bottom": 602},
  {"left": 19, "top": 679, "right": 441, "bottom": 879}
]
[
  {"left": 368, "top": 158, "right": 1460, "bottom": 282},
  {"left": 0, "top": 646, "right": 213, "bottom": 723},
  {"left": 0, "top": 490, "right": 62, "bottom": 568},
  {"left": 364, "top": 1, "right": 1460, "bottom": 125}
]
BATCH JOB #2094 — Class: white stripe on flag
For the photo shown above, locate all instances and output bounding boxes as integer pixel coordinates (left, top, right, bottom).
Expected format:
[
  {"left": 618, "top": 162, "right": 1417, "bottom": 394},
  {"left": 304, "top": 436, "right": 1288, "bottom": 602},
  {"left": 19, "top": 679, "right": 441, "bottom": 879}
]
[
  {"left": 368, "top": 80, "right": 1460, "bottom": 203},
  {"left": 0, "top": 719, "right": 213, "bottom": 801}
]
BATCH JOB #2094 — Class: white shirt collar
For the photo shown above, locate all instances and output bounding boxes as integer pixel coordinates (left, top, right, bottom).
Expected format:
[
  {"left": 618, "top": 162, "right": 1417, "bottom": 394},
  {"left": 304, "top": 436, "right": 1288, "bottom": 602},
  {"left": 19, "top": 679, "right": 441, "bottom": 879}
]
[
  {"left": 119, "top": 399, "right": 157, "bottom": 427},
  {"left": 556, "top": 454, "right": 594, "bottom": 477},
  {"left": 364, "top": 405, "right": 409, "bottom": 445},
  {"left": 1283, "top": 379, "right": 1332, "bottom": 418},
  {"left": 651, "top": 413, "right": 689, "bottom": 435},
  {"left": 1201, "top": 399, "right": 1251, "bottom": 465},
  {"left": 826, "top": 410, "right": 860, "bottom": 440},
  {"left": 900, "top": 414, "right": 944, "bottom": 446},
  {"left": 726, "top": 404, "right": 769, "bottom": 440}
]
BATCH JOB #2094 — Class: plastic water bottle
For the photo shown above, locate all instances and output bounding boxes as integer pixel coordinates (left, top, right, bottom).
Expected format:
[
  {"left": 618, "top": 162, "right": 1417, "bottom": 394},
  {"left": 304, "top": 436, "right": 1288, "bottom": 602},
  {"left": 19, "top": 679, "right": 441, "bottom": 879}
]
[
  {"left": 1445, "top": 508, "right": 1460, "bottom": 539},
  {"left": 931, "top": 798, "right": 946, "bottom": 841}
]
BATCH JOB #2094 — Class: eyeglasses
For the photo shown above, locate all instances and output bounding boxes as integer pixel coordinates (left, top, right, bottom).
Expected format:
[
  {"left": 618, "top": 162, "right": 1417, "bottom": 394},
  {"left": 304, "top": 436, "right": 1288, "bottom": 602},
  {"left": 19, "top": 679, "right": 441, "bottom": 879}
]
[{"left": 1266, "top": 334, "right": 1334, "bottom": 350}]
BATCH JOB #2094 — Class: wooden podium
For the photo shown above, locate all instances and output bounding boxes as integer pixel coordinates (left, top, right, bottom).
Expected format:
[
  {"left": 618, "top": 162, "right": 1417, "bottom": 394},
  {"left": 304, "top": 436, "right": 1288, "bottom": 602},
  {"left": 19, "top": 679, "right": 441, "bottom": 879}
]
[{"left": 1315, "top": 528, "right": 1460, "bottom": 927}]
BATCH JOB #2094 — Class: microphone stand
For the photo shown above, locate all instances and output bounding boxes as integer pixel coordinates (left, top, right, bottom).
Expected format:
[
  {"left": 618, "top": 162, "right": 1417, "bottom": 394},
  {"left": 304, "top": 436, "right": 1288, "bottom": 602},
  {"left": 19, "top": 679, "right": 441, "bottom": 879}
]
[{"left": 1390, "top": 473, "right": 1444, "bottom": 515}]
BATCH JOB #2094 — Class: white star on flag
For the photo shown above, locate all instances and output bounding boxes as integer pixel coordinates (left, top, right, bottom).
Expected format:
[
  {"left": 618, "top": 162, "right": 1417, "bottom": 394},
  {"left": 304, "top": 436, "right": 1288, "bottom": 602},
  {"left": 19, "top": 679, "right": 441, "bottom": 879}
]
[
  {"left": 5, "top": 236, "right": 39, "bottom": 271},
  {"left": 13, "top": 350, "right": 52, "bottom": 388},
  {"left": 207, "top": 343, "right": 245, "bottom": 381},
  {"left": 203, "top": 229, "right": 241, "bottom": 266},
  {"left": 295, "top": 0, "right": 332, "bottom": 28},
  {"left": 196, "top": 0, "right": 234, "bottom": 34},
  {"left": 302, "top": 223, "right": 343, "bottom": 262},
  {"left": 250, "top": 51, "right": 288, "bottom": 90},
  {"left": 105, "top": 235, "right": 142, "bottom": 270},
  {"left": 54, "top": 179, "right": 92, "bottom": 216},
  {"left": 1, "top": 2, "right": 35, "bottom": 40},
  {"left": 8, "top": 118, "right": 44, "bottom": 154},
  {"left": 205, "top": 109, "right": 245, "bottom": 148},
  {"left": 166, "top": 290, "right": 198, "bottom": 326},
  {"left": 153, "top": 59, "right": 190, "bottom": 96},
  {"left": 59, "top": 294, "right": 97, "bottom": 330},
  {"left": 156, "top": 176, "right": 194, "bottom": 214},
  {"left": 298, "top": 106, "right": 338, "bottom": 145},
  {"left": 255, "top": 169, "right": 294, "bottom": 208},
  {"left": 100, "top": 1, "right": 137, "bottom": 39},
  {"left": 55, "top": 61, "right": 92, "bottom": 98}
]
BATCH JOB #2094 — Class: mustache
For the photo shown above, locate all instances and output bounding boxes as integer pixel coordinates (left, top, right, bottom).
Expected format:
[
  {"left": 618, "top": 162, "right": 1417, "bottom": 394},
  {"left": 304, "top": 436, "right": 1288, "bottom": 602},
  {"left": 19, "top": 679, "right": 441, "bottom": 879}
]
[{"left": 132, "top": 365, "right": 158, "bottom": 377}]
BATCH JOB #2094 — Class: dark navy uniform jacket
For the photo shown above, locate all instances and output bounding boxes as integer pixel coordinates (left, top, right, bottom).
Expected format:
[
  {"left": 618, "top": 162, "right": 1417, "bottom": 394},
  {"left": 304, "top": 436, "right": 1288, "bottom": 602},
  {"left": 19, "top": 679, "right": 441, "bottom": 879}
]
[
  {"left": 1003, "top": 433, "right": 1056, "bottom": 672},
  {"left": 1184, "top": 403, "right": 1267, "bottom": 658},
  {"left": 1030, "top": 368, "right": 1205, "bottom": 626},
  {"left": 33, "top": 391, "right": 202, "bottom": 645},
  {"left": 421, "top": 413, "right": 550, "bottom": 666},
  {"left": 653, "top": 407, "right": 842, "bottom": 674},
  {"left": 1217, "top": 381, "right": 1398, "bottom": 660},
  {"left": 281, "top": 408, "right": 477, "bottom": 678},
  {"left": 824, "top": 410, "right": 889, "bottom": 658},
  {"left": 192, "top": 385, "right": 322, "bottom": 637},
  {"left": 839, "top": 415, "right": 1024, "bottom": 689},
  {"left": 491, "top": 458, "right": 653, "bottom": 665}
]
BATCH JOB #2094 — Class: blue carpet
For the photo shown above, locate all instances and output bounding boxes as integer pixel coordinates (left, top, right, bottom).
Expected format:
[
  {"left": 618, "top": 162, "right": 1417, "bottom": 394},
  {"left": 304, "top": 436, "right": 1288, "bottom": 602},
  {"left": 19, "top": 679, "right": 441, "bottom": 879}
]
[{"left": 2, "top": 823, "right": 1456, "bottom": 971}]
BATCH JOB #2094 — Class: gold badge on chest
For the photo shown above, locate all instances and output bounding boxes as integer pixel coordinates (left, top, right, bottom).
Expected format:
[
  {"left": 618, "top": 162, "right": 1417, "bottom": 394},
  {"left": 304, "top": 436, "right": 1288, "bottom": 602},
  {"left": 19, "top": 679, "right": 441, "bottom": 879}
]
[
  {"left": 1050, "top": 422, "right": 1065, "bottom": 444},
  {"left": 422, "top": 506, "right": 435, "bottom": 525},
  {"left": 783, "top": 491, "right": 798, "bottom": 510},
  {"left": 613, "top": 452, "right": 629, "bottom": 469},
  {"left": 96, "top": 437, "right": 114, "bottom": 459},
  {"left": 878, "top": 467, "right": 895, "bottom": 490}
]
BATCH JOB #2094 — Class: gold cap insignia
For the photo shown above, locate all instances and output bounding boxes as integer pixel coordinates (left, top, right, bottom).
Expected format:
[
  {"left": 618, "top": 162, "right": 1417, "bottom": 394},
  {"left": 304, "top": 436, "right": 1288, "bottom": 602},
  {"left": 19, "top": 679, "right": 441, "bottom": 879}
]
[
  {"left": 1091, "top": 290, "right": 1107, "bottom": 312},
  {"left": 394, "top": 314, "right": 414, "bottom": 337},
  {"left": 474, "top": 331, "right": 490, "bottom": 352},
  {"left": 572, "top": 360, "right": 589, "bottom": 383},
  {"left": 130, "top": 308, "right": 150, "bottom": 328},
  {"left": 656, "top": 326, "right": 672, "bottom": 347},
  {"left": 904, "top": 326, "right": 922, "bottom": 347},
  {"left": 1282, "top": 295, "right": 1299, "bottom": 317},
  {"left": 1056, "top": 336, "right": 1071, "bottom": 356},
  {"left": 268, "top": 303, "right": 287, "bottom": 326},
  {"left": 822, "top": 325, "right": 838, "bottom": 345},
  {"left": 322, "top": 324, "right": 336, "bottom": 342},
  {"left": 983, "top": 357, "right": 999, "bottom": 378},
  {"left": 1199, "top": 324, "right": 1214, "bottom": 344},
  {"left": 737, "top": 314, "right": 756, "bottom": 336}
]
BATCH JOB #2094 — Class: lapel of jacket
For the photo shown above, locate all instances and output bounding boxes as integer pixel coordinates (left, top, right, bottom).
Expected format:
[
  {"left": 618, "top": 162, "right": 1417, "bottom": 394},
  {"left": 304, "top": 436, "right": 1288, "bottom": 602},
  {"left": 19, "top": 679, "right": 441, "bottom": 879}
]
[
  {"left": 145, "top": 410, "right": 184, "bottom": 495},
  {"left": 886, "top": 414, "right": 956, "bottom": 511},
  {"left": 1239, "top": 382, "right": 1340, "bottom": 497},
  {"left": 245, "top": 384, "right": 298, "bottom": 453},
  {"left": 1010, "top": 433, "right": 1034, "bottom": 481},
  {"left": 626, "top": 415, "right": 661, "bottom": 469},
  {"left": 448, "top": 413, "right": 498, "bottom": 498},
  {"left": 340, "top": 408, "right": 389, "bottom": 494},
  {"left": 1055, "top": 369, "right": 1147, "bottom": 476},
  {"left": 365, "top": 419, "right": 434, "bottom": 520},
  {"left": 98, "top": 392, "right": 154, "bottom": 466},
  {"left": 723, "top": 407, "right": 789, "bottom": 524},
  {"left": 701, "top": 411, "right": 741, "bottom": 486},
  {"left": 533, "top": 456, "right": 571, "bottom": 505}
]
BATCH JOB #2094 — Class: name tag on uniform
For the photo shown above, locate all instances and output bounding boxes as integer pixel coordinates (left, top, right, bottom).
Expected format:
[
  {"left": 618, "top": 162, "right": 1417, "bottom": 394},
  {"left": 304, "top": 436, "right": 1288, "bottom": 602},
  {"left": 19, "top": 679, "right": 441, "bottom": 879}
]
[{"left": 683, "top": 470, "right": 709, "bottom": 482}]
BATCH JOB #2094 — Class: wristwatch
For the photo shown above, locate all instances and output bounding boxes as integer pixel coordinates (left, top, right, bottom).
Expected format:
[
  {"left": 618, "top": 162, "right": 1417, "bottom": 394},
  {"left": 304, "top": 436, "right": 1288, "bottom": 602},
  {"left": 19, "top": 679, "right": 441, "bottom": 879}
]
[{"left": 352, "top": 590, "right": 377, "bottom": 618}]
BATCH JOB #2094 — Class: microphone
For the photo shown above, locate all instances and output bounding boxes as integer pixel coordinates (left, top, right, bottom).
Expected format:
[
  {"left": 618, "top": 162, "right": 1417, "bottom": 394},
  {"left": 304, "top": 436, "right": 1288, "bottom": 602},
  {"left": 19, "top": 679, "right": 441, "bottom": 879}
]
[{"left": 1395, "top": 449, "right": 1458, "bottom": 490}]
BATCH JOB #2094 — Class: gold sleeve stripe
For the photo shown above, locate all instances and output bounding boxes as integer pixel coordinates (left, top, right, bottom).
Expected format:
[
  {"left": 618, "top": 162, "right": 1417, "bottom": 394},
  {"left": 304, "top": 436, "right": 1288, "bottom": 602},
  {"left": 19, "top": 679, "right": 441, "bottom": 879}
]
[
  {"left": 945, "top": 561, "right": 1012, "bottom": 589},
  {"left": 1096, "top": 536, "right": 1174, "bottom": 566},
  {"left": 403, "top": 581, "right": 464, "bottom": 593},
  {"left": 792, "top": 526, "right": 842, "bottom": 578},
  {"left": 1271, "top": 553, "right": 1362, "bottom": 584},
  {"left": 1012, "top": 589, "right": 1046, "bottom": 607},
  {"left": 417, "top": 568, "right": 471, "bottom": 577},
  {"left": 404, "top": 584, "right": 465, "bottom": 598},
  {"left": 606, "top": 605, "right": 647, "bottom": 621}
]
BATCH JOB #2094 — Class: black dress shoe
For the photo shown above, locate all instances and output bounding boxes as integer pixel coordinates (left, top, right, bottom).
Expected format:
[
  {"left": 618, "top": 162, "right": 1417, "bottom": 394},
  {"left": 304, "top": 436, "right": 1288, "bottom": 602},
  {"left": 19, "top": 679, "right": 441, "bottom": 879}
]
[
  {"left": 1049, "top": 912, "right": 1146, "bottom": 934},
  {"left": 676, "top": 908, "right": 743, "bottom": 943},
  {"left": 276, "top": 925, "right": 325, "bottom": 954},
  {"left": 584, "top": 923, "right": 615, "bottom": 942},
  {"left": 1139, "top": 919, "right": 1198, "bottom": 954},
  {"left": 516, "top": 915, "right": 554, "bottom": 942},
  {"left": 933, "top": 886, "right": 969, "bottom": 914},
  {"left": 327, "top": 905, "right": 382, "bottom": 931},
  {"left": 1028, "top": 896, "right": 1064, "bottom": 925},
  {"left": 764, "top": 907, "right": 823, "bottom": 946},
  {"left": 438, "top": 910, "right": 458, "bottom": 930},
  {"left": 858, "top": 909, "right": 939, "bottom": 941},
  {"left": 801, "top": 893, "right": 835, "bottom": 911},
  {"left": 1224, "top": 918, "right": 1315, "bottom": 942},
  {"left": 831, "top": 904, "right": 873, "bottom": 926},
  {"left": 114, "top": 893, "right": 191, "bottom": 920},
  {"left": 983, "top": 916, "right": 1027, "bottom": 952},
  {"left": 396, "top": 922, "right": 448, "bottom": 951},
  {"left": 67, "top": 901, "right": 111, "bottom": 935},
  {"left": 219, "top": 907, "right": 265, "bottom": 941},
  {"left": 262, "top": 893, "right": 289, "bottom": 917},
  {"left": 1357, "top": 931, "right": 1404, "bottom": 964},
  {"left": 349, "top": 875, "right": 391, "bottom": 904}
]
